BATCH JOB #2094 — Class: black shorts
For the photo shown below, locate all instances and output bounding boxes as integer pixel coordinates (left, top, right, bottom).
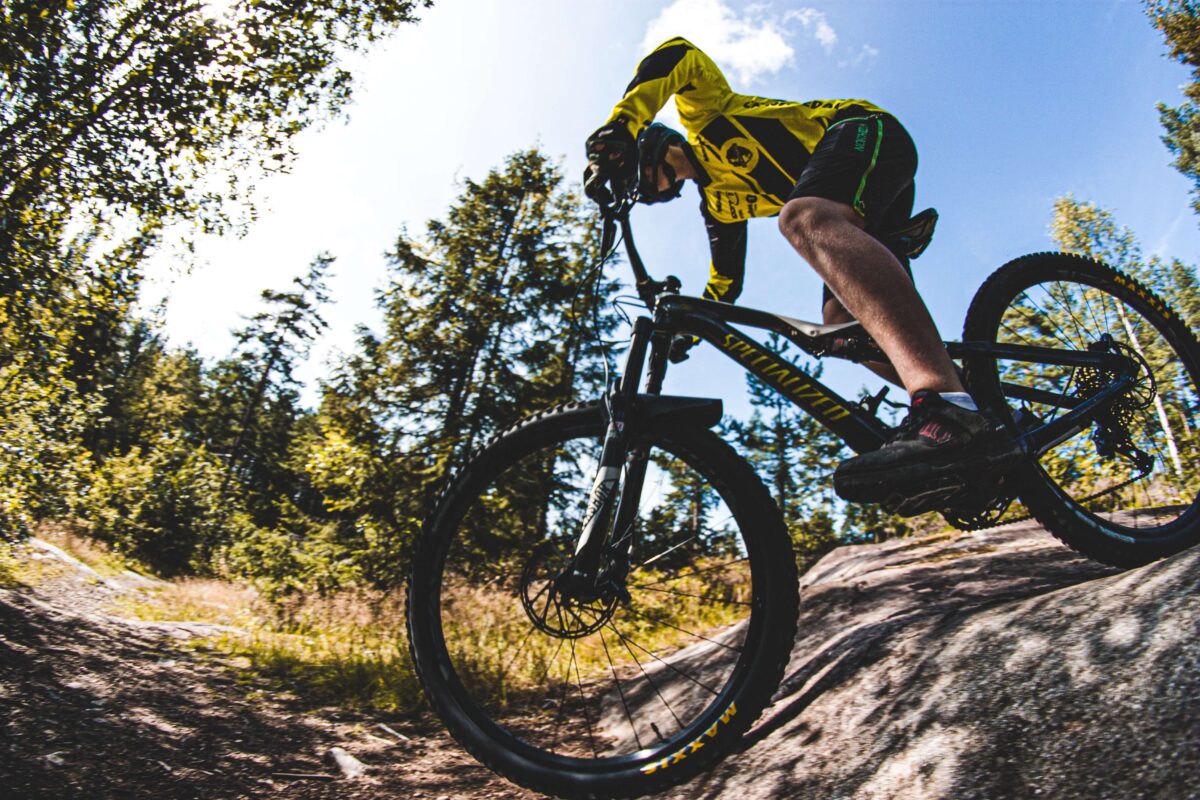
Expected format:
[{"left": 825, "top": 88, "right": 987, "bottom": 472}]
[{"left": 787, "top": 113, "right": 918, "bottom": 306}]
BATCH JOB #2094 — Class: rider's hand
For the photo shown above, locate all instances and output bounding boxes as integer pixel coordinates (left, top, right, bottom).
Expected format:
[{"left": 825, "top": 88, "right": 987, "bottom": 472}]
[{"left": 586, "top": 120, "right": 636, "bottom": 179}]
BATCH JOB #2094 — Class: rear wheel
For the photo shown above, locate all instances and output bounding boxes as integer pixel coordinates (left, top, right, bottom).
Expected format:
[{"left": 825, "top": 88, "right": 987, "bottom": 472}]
[
  {"left": 407, "top": 402, "right": 798, "bottom": 798},
  {"left": 963, "top": 252, "right": 1200, "bottom": 566}
]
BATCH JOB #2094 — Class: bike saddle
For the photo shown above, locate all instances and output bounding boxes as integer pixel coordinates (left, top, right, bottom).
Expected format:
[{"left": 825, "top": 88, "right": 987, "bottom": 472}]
[
  {"left": 880, "top": 207, "right": 938, "bottom": 260},
  {"left": 776, "top": 317, "right": 863, "bottom": 339},
  {"left": 776, "top": 316, "right": 883, "bottom": 362}
]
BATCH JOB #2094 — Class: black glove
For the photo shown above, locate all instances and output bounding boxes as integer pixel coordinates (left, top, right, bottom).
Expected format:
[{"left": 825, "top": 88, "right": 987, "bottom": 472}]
[{"left": 586, "top": 119, "right": 636, "bottom": 179}]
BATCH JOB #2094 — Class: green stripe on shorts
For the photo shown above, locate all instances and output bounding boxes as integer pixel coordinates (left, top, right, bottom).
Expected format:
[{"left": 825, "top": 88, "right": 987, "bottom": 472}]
[{"left": 852, "top": 117, "right": 884, "bottom": 216}]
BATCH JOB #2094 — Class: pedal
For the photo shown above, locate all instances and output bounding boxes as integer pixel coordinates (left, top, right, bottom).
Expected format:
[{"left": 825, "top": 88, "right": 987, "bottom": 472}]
[
  {"left": 881, "top": 481, "right": 968, "bottom": 517},
  {"left": 668, "top": 334, "right": 697, "bottom": 363},
  {"left": 940, "top": 482, "right": 1017, "bottom": 530}
]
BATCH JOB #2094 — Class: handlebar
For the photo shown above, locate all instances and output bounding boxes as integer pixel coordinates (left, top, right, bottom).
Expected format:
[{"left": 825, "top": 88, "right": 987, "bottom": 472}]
[{"left": 585, "top": 164, "right": 681, "bottom": 309}]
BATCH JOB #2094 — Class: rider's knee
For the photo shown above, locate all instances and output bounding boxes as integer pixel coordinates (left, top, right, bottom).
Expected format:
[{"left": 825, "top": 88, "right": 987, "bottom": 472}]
[
  {"left": 778, "top": 197, "right": 846, "bottom": 258},
  {"left": 778, "top": 197, "right": 817, "bottom": 244}
]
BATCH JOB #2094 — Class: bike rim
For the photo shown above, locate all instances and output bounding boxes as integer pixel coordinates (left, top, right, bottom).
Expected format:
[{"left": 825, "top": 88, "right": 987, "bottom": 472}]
[
  {"left": 986, "top": 272, "right": 1200, "bottom": 538},
  {"left": 426, "top": 421, "right": 768, "bottom": 770}
]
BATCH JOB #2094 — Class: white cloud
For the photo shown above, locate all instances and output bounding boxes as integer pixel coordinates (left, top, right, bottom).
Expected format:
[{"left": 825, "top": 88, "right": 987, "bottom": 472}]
[
  {"left": 784, "top": 8, "right": 837, "bottom": 53},
  {"left": 838, "top": 43, "right": 880, "bottom": 70},
  {"left": 641, "top": 0, "right": 796, "bottom": 85},
  {"left": 640, "top": 2, "right": 857, "bottom": 86}
]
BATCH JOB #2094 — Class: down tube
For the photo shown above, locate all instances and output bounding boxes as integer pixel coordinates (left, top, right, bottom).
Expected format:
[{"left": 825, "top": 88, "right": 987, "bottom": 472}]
[{"left": 691, "top": 317, "right": 889, "bottom": 454}]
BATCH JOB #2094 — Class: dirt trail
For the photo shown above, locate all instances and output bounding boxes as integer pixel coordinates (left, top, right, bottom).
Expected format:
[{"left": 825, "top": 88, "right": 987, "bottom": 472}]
[
  {"left": 3, "top": 524, "right": 1198, "bottom": 800},
  {"left": 0, "top": 543, "right": 540, "bottom": 800}
]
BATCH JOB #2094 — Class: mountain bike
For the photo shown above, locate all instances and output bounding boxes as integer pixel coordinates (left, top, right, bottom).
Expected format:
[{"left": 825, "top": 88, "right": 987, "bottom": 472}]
[{"left": 406, "top": 175, "right": 1200, "bottom": 799}]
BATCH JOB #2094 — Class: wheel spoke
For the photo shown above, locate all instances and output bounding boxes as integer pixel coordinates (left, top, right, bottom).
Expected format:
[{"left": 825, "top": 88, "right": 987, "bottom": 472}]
[
  {"left": 630, "top": 557, "right": 749, "bottom": 588},
  {"left": 413, "top": 404, "right": 795, "bottom": 782},
  {"left": 633, "top": 584, "right": 751, "bottom": 606},
  {"left": 570, "top": 640, "right": 599, "bottom": 758},
  {"left": 598, "top": 627, "right": 643, "bottom": 750},
  {"left": 633, "top": 533, "right": 700, "bottom": 571},
  {"left": 608, "top": 619, "right": 724, "bottom": 696},
  {"left": 623, "top": 606, "right": 743, "bottom": 653},
  {"left": 608, "top": 620, "right": 687, "bottom": 733}
]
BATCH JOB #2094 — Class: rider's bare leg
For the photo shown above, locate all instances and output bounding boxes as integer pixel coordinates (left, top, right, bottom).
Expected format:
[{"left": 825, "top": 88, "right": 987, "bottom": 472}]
[
  {"left": 780, "top": 196, "right": 963, "bottom": 396},
  {"left": 822, "top": 297, "right": 903, "bottom": 386}
]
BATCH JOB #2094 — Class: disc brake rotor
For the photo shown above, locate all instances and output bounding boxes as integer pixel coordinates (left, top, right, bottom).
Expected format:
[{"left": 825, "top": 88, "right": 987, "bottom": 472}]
[{"left": 519, "top": 537, "right": 619, "bottom": 639}]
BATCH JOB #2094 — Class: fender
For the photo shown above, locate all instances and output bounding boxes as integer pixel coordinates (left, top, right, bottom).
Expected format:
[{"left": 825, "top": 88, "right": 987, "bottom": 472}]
[{"left": 602, "top": 394, "right": 724, "bottom": 430}]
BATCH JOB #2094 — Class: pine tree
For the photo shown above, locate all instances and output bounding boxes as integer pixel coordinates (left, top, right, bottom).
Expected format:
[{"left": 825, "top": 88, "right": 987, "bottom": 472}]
[
  {"left": 208, "top": 255, "right": 331, "bottom": 527},
  {"left": 379, "top": 150, "right": 616, "bottom": 483},
  {"left": 1146, "top": 1, "right": 1200, "bottom": 215},
  {"left": 730, "top": 333, "right": 848, "bottom": 567},
  {"left": 302, "top": 148, "right": 617, "bottom": 587}
]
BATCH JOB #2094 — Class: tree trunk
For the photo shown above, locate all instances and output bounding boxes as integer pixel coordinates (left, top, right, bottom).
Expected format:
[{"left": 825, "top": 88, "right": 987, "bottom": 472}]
[{"left": 1114, "top": 303, "right": 1183, "bottom": 478}]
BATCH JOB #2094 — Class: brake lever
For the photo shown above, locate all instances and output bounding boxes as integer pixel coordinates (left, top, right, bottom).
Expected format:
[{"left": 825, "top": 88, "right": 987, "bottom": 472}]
[{"left": 584, "top": 167, "right": 614, "bottom": 207}]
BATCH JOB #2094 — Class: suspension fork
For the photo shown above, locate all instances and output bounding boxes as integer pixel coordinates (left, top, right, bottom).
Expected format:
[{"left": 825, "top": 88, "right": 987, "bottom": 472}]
[
  {"left": 608, "top": 321, "right": 672, "bottom": 569},
  {"left": 564, "top": 317, "right": 670, "bottom": 594}
]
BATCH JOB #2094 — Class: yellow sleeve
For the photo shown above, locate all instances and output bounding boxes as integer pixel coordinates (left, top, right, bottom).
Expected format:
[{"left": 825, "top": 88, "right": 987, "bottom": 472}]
[{"left": 606, "top": 38, "right": 732, "bottom": 137}]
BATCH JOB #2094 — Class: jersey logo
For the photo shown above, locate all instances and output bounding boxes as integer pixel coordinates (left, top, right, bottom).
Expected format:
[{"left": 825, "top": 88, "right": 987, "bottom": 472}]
[{"left": 723, "top": 139, "right": 758, "bottom": 170}]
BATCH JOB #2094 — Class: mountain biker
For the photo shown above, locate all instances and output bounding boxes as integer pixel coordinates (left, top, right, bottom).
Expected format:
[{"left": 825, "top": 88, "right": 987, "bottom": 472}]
[{"left": 585, "top": 37, "right": 1021, "bottom": 507}]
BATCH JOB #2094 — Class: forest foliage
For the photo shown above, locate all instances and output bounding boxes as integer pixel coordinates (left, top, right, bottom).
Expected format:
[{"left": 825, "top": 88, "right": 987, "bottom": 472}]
[
  {"left": 1, "top": 0, "right": 1199, "bottom": 610},
  {"left": 1148, "top": 0, "right": 1200, "bottom": 214}
]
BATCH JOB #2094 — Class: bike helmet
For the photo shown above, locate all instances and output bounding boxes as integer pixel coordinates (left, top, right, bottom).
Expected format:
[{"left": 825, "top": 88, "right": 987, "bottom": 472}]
[{"left": 636, "top": 123, "right": 686, "bottom": 204}]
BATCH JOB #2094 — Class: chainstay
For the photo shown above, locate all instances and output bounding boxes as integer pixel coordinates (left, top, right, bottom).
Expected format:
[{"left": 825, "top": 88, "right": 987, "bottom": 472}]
[{"left": 956, "top": 466, "right": 1151, "bottom": 531}]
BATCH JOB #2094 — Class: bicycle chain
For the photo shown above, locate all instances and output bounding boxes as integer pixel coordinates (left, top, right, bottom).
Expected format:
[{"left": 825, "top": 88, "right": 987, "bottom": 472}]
[
  {"left": 946, "top": 466, "right": 1151, "bottom": 532},
  {"left": 954, "top": 341, "right": 1156, "bottom": 532}
]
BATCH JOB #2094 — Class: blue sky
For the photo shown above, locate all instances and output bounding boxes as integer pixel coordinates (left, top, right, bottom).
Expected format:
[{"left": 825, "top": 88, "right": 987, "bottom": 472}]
[{"left": 148, "top": 0, "right": 1199, "bottom": 417}]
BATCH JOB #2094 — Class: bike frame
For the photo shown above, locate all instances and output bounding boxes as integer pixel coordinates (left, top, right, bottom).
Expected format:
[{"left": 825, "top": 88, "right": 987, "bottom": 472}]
[{"left": 564, "top": 199, "right": 1138, "bottom": 587}]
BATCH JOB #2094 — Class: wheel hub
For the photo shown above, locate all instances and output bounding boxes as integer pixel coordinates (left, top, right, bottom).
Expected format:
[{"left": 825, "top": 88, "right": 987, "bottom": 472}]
[{"left": 519, "top": 538, "right": 620, "bottom": 639}]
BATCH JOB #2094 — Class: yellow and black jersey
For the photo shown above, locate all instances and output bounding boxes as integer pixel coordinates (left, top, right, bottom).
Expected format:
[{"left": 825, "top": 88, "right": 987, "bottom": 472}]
[
  {"left": 607, "top": 37, "right": 886, "bottom": 225},
  {"left": 606, "top": 37, "right": 888, "bottom": 303}
]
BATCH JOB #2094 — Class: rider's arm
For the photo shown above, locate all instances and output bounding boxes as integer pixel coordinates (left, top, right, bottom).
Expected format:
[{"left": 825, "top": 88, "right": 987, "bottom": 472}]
[
  {"left": 606, "top": 38, "right": 732, "bottom": 137},
  {"left": 668, "top": 203, "right": 744, "bottom": 362},
  {"left": 701, "top": 203, "right": 746, "bottom": 304}
]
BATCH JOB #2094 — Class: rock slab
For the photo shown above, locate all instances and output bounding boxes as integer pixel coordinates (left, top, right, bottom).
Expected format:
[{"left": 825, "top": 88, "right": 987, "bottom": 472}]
[{"left": 664, "top": 522, "right": 1200, "bottom": 800}]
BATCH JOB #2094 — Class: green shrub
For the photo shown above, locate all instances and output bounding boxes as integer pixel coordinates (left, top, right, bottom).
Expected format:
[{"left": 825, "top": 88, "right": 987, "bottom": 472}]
[{"left": 83, "top": 434, "right": 245, "bottom": 574}]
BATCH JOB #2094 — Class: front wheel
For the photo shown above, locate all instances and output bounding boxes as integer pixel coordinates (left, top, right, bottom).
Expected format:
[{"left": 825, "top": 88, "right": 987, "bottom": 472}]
[
  {"left": 407, "top": 401, "right": 798, "bottom": 799},
  {"left": 963, "top": 252, "right": 1200, "bottom": 567}
]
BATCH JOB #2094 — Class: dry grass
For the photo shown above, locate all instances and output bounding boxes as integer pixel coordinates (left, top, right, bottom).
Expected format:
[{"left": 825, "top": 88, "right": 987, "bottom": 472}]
[
  {"left": 122, "top": 578, "right": 425, "bottom": 712},
  {"left": 119, "top": 578, "right": 260, "bottom": 626},
  {"left": 0, "top": 523, "right": 134, "bottom": 588},
  {"left": 36, "top": 522, "right": 143, "bottom": 578},
  {"left": 440, "top": 559, "right": 753, "bottom": 707},
  {"left": 209, "top": 588, "right": 424, "bottom": 712},
  {"left": 0, "top": 541, "right": 19, "bottom": 587},
  {"left": 13, "top": 527, "right": 757, "bottom": 716}
]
